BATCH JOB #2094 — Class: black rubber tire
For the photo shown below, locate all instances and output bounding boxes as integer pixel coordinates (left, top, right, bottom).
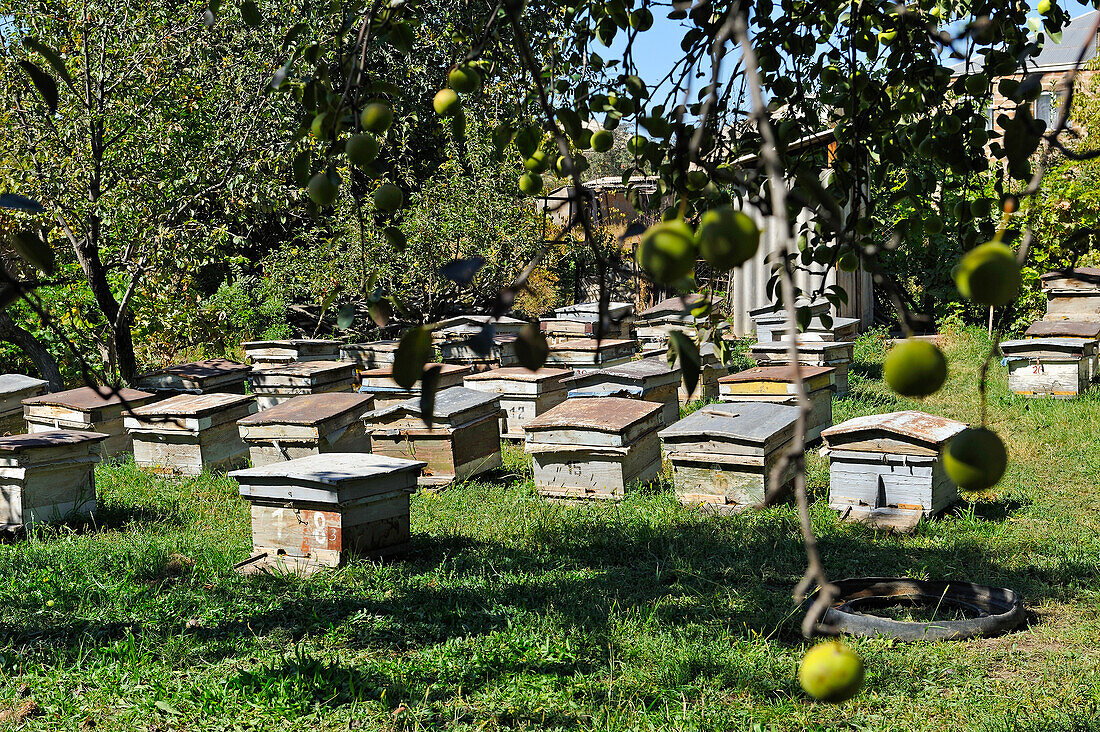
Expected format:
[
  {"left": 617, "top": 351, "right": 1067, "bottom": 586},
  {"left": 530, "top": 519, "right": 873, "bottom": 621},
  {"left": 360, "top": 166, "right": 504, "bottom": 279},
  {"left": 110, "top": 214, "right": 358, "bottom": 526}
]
[{"left": 809, "top": 577, "right": 1026, "bottom": 642}]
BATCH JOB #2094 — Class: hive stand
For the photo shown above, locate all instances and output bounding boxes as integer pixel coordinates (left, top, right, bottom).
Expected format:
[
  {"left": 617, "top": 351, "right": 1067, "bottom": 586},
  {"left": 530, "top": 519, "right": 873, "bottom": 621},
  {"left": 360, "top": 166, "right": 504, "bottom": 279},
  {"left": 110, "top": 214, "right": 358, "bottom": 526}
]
[
  {"left": 0, "top": 430, "right": 108, "bottom": 530},
  {"left": 242, "top": 339, "right": 342, "bottom": 369},
  {"left": 748, "top": 340, "right": 854, "bottom": 397},
  {"left": 126, "top": 393, "right": 256, "bottom": 475},
  {"left": 136, "top": 358, "right": 252, "bottom": 395},
  {"left": 358, "top": 363, "right": 472, "bottom": 409},
  {"left": 568, "top": 357, "right": 682, "bottom": 427},
  {"left": 462, "top": 367, "right": 573, "bottom": 439},
  {"left": 0, "top": 374, "right": 49, "bottom": 435},
  {"left": 1023, "top": 320, "right": 1100, "bottom": 380},
  {"left": 231, "top": 453, "right": 426, "bottom": 575},
  {"left": 718, "top": 365, "right": 836, "bottom": 442},
  {"left": 544, "top": 338, "right": 637, "bottom": 369},
  {"left": 523, "top": 397, "right": 663, "bottom": 500},
  {"left": 439, "top": 333, "right": 520, "bottom": 371},
  {"left": 821, "top": 411, "right": 967, "bottom": 530},
  {"left": 238, "top": 392, "right": 375, "bottom": 468},
  {"left": 1001, "top": 337, "right": 1094, "bottom": 398},
  {"left": 249, "top": 360, "right": 357, "bottom": 409},
  {"left": 23, "top": 386, "right": 160, "bottom": 457},
  {"left": 659, "top": 401, "right": 800, "bottom": 513},
  {"left": 362, "top": 387, "right": 503, "bottom": 488},
  {"left": 1040, "top": 267, "right": 1100, "bottom": 322}
]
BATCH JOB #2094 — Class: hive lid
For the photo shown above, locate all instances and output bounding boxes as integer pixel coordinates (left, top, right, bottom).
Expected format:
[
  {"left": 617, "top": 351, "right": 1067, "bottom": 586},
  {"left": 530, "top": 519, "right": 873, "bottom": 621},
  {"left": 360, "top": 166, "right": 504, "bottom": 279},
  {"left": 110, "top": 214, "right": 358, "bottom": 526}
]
[
  {"left": 137, "top": 358, "right": 251, "bottom": 384},
  {"left": 550, "top": 338, "right": 634, "bottom": 353},
  {"left": 358, "top": 363, "right": 472, "bottom": 385},
  {"left": 1001, "top": 337, "right": 1091, "bottom": 356},
  {"left": 0, "top": 430, "right": 109, "bottom": 452},
  {"left": 0, "top": 374, "right": 49, "bottom": 395},
  {"left": 437, "top": 314, "right": 526, "bottom": 329},
  {"left": 238, "top": 393, "right": 374, "bottom": 426},
  {"left": 23, "top": 385, "right": 157, "bottom": 410},
  {"left": 821, "top": 411, "right": 965, "bottom": 450},
  {"left": 464, "top": 366, "right": 573, "bottom": 383},
  {"left": 363, "top": 386, "right": 500, "bottom": 424},
  {"left": 639, "top": 294, "right": 723, "bottom": 319},
  {"left": 749, "top": 298, "right": 830, "bottom": 320},
  {"left": 553, "top": 301, "right": 633, "bottom": 319},
  {"left": 1040, "top": 267, "right": 1100, "bottom": 289},
  {"left": 1024, "top": 321, "right": 1100, "bottom": 339},
  {"left": 231, "top": 453, "right": 425, "bottom": 502},
  {"left": 243, "top": 338, "right": 341, "bottom": 349},
  {"left": 340, "top": 340, "right": 400, "bottom": 354},
  {"left": 601, "top": 357, "right": 679, "bottom": 380},
  {"left": 659, "top": 401, "right": 799, "bottom": 445},
  {"left": 719, "top": 365, "right": 835, "bottom": 384},
  {"left": 250, "top": 361, "right": 356, "bottom": 386},
  {"left": 751, "top": 340, "right": 854, "bottom": 354},
  {"left": 131, "top": 392, "right": 253, "bottom": 418},
  {"left": 568, "top": 383, "right": 644, "bottom": 398},
  {"left": 525, "top": 396, "right": 661, "bottom": 434}
]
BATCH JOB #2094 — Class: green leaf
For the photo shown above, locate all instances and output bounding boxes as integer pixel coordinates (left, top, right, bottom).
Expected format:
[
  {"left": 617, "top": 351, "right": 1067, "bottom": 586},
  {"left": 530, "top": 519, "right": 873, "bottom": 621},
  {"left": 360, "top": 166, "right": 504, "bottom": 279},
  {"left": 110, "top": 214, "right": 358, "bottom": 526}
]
[
  {"left": 282, "top": 22, "right": 310, "bottom": 48},
  {"left": 240, "top": 0, "right": 262, "bottom": 26},
  {"left": 292, "top": 150, "right": 312, "bottom": 187},
  {"left": 515, "top": 323, "right": 548, "bottom": 371},
  {"left": 668, "top": 329, "right": 700, "bottom": 398},
  {"left": 336, "top": 303, "right": 356, "bottom": 330},
  {"left": 393, "top": 325, "right": 433, "bottom": 389},
  {"left": 22, "top": 38, "right": 73, "bottom": 91},
  {"left": 12, "top": 230, "right": 55, "bottom": 274},
  {"left": 419, "top": 364, "right": 441, "bottom": 428},
  {"left": 18, "top": 61, "right": 58, "bottom": 115}
]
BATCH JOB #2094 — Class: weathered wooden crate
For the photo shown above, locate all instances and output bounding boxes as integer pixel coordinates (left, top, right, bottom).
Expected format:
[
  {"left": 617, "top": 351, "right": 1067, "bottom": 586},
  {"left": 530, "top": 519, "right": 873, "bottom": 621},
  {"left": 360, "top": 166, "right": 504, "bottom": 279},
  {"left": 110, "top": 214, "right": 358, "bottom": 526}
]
[
  {"left": 635, "top": 295, "right": 721, "bottom": 351},
  {"left": 1041, "top": 267, "right": 1100, "bottom": 322},
  {"left": 238, "top": 392, "right": 375, "bottom": 468},
  {"left": 339, "top": 340, "right": 402, "bottom": 371},
  {"left": 358, "top": 363, "right": 472, "bottom": 408},
  {"left": 439, "top": 334, "right": 520, "bottom": 371},
  {"left": 749, "top": 340, "right": 854, "bottom": 396},
  {"left": 250, "top": 361, "right": 357, "bottom": 409},
  {"left": 242, "top": 339, "right": 342, "bottom": 368},
  {"left": 718, "top": 365, "right": 835, "bottom": 442},
  {"left": 136, "top": 358, "right": 251, "bottom": 395},
  {"left": 432, "top": 315, "right": 527, "bottom": 345},
  {"left": 0, "top": 374, "right": 49, "bottom": 435},
  {"left": 362, "top": 387, "right": 502, "bottom": 487},
  {"left": 231, "top": 453, "right": 425, "bottom": 574},
  {"left": 23, "top": 386, "right": 160, "bottom": 457},
  {"left": 540, "top": 301, "right": 635, "bottom": 343},
  {"left": 1001, "top": 337, "right": 1093, "bottom": 398},
  {"left": 523, "top": 397, "right": 663, "bottom": 500},
  {"left": 568, "top": 357, "right": 681, "bottom": 427},
  {"left": 462, "top": 367, "right": 573, "bottom": 439},
  {"left": 1024, "top": 320, "right": 1100, "bottom": 380},
  {"left": 544, "top": 338, "right": 636, "bottom": 368},
  {"left": 680, "top": 342, "right": 731, "bottom": 403},
  {"left": 659, "top": 401, "right": 799, "bottom": 512},
  {"left": 126, "top": 393, "right": 257, "bottom": 475},
  {"left": 769, "top": 316, "right": 860, "bottom": 343},
  {"left": 821, "top": 411, "right": 966, "bottom": 529},
  {"left": 750, "top": 299, "right": 830, "bottom": 342},
  {"left": 0, "top": 430, "right": 108, "bottom": 530}
]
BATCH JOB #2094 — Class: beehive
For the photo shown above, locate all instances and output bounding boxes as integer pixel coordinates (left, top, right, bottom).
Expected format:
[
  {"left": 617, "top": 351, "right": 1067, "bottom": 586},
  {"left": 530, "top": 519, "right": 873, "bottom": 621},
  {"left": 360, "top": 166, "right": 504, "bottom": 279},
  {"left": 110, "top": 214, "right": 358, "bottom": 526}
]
[
  {"left": 540, "top": 301, "right": 634, "bottom": 342},
  {"left": 0, "top": 430, "right": 108, "bottom": 529},
  {"left": 362, "top": 387, "right": 502, "bottom": 487},
  {"left": 242, "top": 339, "right": 342, "bottom": 368},
  {"left": 358, "top": 363, "right": 472, "bottom": 409},
  {"left": 237, "top": 393, "right": 375, "bottom": 468},
  {"left": 659, "top": 402, "right": 800, "bottom": 512},
  {"left": 250, "top": 361, "right": 356, "bottom": 409},
  {"left": 126, "top": 393, "right": 256, "bottom": 475},
  {"left": 634, "top": 295, "right": 722, "bottom": 350},
  {"left": 768, "top": 316, "right": 860, "bottom": 343},
  {"left": 23, "top": 386, "right": 159, "bottom": 456},
  {"left": 339, "top": 340, "right": 402, "bottom": 371},
  {"left": 750, "top": 299, "right": 830, "bottom": 342},
  {"left": 0, "top": 374, "right": 48, "bottom": 435},
  {"left": 544, "top": 338, "right": 636, "bottom": 368},
  {"left": 1024, "top": 320, "right": 1100, "bottom": 380},
  {"left": 821, "top": 411, "right": 966, "bottom": 527},
  {"left": 433, "top": 315, "right": 527, "bottom": 344},
  {"left": 462, "top": 367, "right": 573, "bottom": 439},
  {"left": 136, "top": 358, "right": 251, "bottom": 395},
  {"left": 523, "top": 397, "right": 663, "bottom": 500},
  {"left": 718, "top": 365, "right": 835, "bottom": 442},
  {"left": 1040, "top": 267, "right": 1100, "bottom": 322},
  {"left": 439, "top": 334, "right": 520, "bottom": 371},
  {"left": 1001, "top": 337, "right": 1094, "bottom": 398},
  {"left": 749, "top": 340, "right": 854, "bottom": 396},
  {"left": 567, "top": 358, "right": 681, "bottom": 427},
  {"left": 231, "top": 453, "right": 425, "bottom": 573},
  {"left": 681, "top": 342, "right": 732, "bottom": 402}
]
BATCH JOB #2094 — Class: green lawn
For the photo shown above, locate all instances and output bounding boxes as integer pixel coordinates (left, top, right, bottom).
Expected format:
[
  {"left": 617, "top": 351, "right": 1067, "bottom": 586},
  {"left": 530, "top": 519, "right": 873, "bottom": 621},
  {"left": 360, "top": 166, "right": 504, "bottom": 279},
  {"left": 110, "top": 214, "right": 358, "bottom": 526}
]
[{"left": 2, "top": 326, "right": 1100, "bottom": 731}]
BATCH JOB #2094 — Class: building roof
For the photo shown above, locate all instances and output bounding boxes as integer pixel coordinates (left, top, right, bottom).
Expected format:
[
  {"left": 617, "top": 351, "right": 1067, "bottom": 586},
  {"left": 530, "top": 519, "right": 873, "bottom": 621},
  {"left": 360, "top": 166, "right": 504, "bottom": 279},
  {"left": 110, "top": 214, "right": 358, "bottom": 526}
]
[{"left": 952, "top": 10, "right": 1099, "bottom": 74}]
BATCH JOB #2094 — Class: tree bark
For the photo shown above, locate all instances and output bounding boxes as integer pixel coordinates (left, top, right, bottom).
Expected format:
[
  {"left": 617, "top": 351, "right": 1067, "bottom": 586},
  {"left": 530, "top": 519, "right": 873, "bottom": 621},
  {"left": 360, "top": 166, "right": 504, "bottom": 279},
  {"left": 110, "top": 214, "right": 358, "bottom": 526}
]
[
  {"left": 71, "top": 231, "right": 138, "bottom": 383},
  {"left": 0, "top": 311, "right": 64, "bottom": 391}
]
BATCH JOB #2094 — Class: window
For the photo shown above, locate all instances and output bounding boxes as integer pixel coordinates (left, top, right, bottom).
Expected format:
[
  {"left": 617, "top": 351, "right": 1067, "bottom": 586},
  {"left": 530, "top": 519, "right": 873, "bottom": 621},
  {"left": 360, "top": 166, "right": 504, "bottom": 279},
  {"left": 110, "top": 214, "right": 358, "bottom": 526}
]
[{"left": 1035, "top": 91, "right": 1054, "bottom": 127}]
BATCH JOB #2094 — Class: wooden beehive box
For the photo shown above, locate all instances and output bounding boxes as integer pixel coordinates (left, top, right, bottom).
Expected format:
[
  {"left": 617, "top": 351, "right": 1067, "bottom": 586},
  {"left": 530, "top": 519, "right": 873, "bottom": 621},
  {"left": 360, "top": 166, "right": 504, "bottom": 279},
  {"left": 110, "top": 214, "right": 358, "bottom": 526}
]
[
  {"left": 750, "top": 299, "right": 830, "bottom": 342},
  {"left": 136, "top": 358, "right": 251, "bottom": 395},
  {"left": 126, "top": 393, "right": 256, "bottom": 475},
  {"left": 0, "top": 374, "right": 49, "bottom": 435},
  {"left": 242, "top": 339, "right": 342, "bottom": 368},
  {"left": 659, "top": 401, "right": 800, "bottom": 512},
  {"left": 1041, "top": 267, "right": 1100, "bottom": 322},
  {"left": 1000, "top": 337, "right": 1094, "bottom": 398},
  {"left": 769, "top": 316, "right": 860, "bottom": 343},
  {"left": 540, "top": 301, "right": 635, "bottom": 343},
  {"left": 462, "top": 367, "right": 573, "bottom": 439},
  {"left": 523, "top": 397, "right": 663, "bottom": 500},
  {"left": 821, "top": 411, "right": 966, "bottom": 528},
  {"left": 1024, "top": 320, "right": 1100, "bottom": 380},
  {"left": 678, "top": 342, "right": 732, "bottom": 403},
  {"left": 339, "top": 340, "right": 402, "bottom": 372},
  {"left": 358, "top": 363, "right": 472, "bottom": 409},
  {"left": 718, "top": 365, "right": 835, "bottom": 442},
  {"left": 749, "top": 340, "right": 854, "bottom": 396},
  {"left": 250, "top": 360, "right": 356, "bottom": 409},
  {"left": 231, "top": 453, "right": 426, "bottom": 574},
  {"left": 567, "top": 357, "right": 681, "bottom": 427},
  {"left": 237, "top": 392, "right": 375, "bottom": 468},
  {"left": 23, "top": 386, "right": 160, "bottom": 457},
  {"left": 432, "top": 315, "right": 527, "bottom": 344},
  {"left": 439, "top": 334, "right": 520, "bottom": 371},
  {"left": 0, "top": 430, "right": 108, "bottom": 530},
  {"left": 362, "top": 387, "right": 502, "bottom": 487},
  {"left": 544, "top": 338, "right": 637, "bottom": 368}
]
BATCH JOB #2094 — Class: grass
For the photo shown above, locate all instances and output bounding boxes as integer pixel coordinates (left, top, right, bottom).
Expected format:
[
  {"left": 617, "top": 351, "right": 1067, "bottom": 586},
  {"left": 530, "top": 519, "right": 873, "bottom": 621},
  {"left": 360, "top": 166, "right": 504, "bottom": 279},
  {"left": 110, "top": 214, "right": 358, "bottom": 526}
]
[{"left": 2, "top": 325, "right": 1100, "bottom": 730}]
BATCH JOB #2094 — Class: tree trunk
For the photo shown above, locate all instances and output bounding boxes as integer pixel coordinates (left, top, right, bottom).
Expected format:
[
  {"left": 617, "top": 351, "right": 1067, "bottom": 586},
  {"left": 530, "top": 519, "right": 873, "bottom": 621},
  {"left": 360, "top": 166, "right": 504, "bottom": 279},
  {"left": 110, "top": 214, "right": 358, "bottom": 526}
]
[
  {"left": 71, "top": 232, "right": 138, "bottom": 383},
  {"left": 0, "top": 311, "right": 64, "bottom": 391}
]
